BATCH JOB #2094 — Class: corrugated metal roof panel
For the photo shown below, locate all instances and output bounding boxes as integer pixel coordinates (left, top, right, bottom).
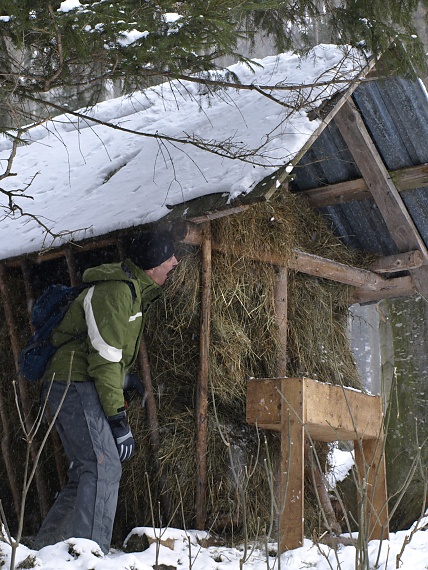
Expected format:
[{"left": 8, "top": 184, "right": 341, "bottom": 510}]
[
  {"left": 320, "top": 201, "right": 399, "bottom": 256},
  {"left": 353, "top": 78, "right": 428, "bottom": 168},
  {"left": 290, "top": 76, "right": 428, "bottom": 256},
  {"left": 292, "top": 121, "right": 360, "bottom": 189}
]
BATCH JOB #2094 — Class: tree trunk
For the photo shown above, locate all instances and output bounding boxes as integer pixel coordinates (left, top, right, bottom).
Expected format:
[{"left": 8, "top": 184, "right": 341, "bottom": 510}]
[{"left": 382, "top": 296, "right": 428, "bottom": 530}]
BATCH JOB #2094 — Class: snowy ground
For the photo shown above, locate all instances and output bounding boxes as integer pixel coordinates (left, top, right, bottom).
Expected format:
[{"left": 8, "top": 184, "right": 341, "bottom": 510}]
[
  {"left": 3, "top": 422, "right": 427, "bottom": 569},
  {"left": 2, "top": 521, "right": 428, "bottom": 570}
]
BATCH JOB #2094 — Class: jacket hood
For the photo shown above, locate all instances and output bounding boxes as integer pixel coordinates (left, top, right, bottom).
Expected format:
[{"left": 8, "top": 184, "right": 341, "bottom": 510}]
[
  {"left": 82, "top": 259, "right": 162, "bottom": 304},
  {"left": 82, "top": 261, "right": 129, "bottom": 284},
  {"left": 82, "top": 259, "right": 157, "bottom": 287}
]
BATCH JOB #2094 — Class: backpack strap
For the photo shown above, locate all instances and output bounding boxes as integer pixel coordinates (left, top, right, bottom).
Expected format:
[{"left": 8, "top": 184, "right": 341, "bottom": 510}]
[{"left": 121, "top": 264, "right": 137, "bottom": 302}]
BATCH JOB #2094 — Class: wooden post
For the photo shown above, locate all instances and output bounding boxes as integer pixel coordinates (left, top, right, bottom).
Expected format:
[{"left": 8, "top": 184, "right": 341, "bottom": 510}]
[
  {"left": 116, "top": 237, "right": 127, "bottom": 263},
  {"left": 0, "top": 264, "right": 49, "bottom": 518},
  {"left": 20, "top": 260, "right": 67, "bottom": 490},
  {"left": 138, "top": 336, "right": 171, "bottom": 523},
  {"left": 274, "top": 267, "right": 288, "bottom": 377},
  {"left": 195, "top": 222, "right": 212, "bottom": 530},
  {"left": 279, "top": 377, "right": 305, "bottom": 552},
  {"left": 64, "top": 247, "right": 79, "bottom": 286},
  {"left": 354, "top": 436, "right": 389, "bottom": 541},
  {"left": 0, "top": 383, "right": 20, "bottom": 516}
]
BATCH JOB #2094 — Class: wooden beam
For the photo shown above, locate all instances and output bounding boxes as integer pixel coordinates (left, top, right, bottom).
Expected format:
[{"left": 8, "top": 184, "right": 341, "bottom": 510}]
[
  {"left": 354, "top": 437, "right": 389, "bottom": 541},
  {"left": 391, "top": 162, "right": 428, "bottom": 191},
  {"left": 298, "top": 178, "right": 371, "bottom": 208},
  {"left": 189, "top": 205, "right": 251, "bottom": 223},
  {"left": 182, "top": 222, "right": 418, "bottom": 301},
  {"left": 279, "top": 377, "right": 305, "bottom": 552},
  {"left": 287, "top": 250, "right": 383, "bottom": 290},
  {"left": 369, "top": 250, "right": 423, "bottom": 274},
  {"left": 64, "top": 247, "right": 79, "bottom": 286},
  {"left": 350, "top": 275, "right": 416, "bottom": 304},
  {"left": 335, "top": 100, "right": 428, "bottom": 255},
  {"left": 298, "top": 163, "right": 428, "bottom": 209},
  {"left": 334, "top": 99, "right": 428, "bottom": 298},
  {"left": 138, "top": 337, "right": 171, "bottom": 523},
  {"left": 182, "top": 225, "right": 388, "bottom": 291},
  {"left": 195, "top": 222, "right": 212, "bottom": 530}
]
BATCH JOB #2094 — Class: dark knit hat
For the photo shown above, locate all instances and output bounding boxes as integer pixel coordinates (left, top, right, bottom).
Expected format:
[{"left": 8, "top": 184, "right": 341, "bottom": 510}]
[{"left": 128, "top": 230, "right": 175, "bottom": 270}]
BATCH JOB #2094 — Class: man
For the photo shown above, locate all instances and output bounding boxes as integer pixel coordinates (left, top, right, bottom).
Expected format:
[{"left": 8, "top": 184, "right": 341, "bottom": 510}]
[{"left": 34, "top": 230, "right": 178, "bottom": 554}]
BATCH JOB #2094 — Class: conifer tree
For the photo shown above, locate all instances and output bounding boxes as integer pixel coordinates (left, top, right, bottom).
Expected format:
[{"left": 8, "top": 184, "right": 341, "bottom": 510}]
[{"left": 1, "top": 0, "right": 427, "bottom": 125}]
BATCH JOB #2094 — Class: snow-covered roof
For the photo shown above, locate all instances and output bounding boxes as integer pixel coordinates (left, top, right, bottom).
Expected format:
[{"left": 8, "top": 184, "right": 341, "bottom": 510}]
[{"left": 0, "top": 44, "right": 367, "bottom": 261}]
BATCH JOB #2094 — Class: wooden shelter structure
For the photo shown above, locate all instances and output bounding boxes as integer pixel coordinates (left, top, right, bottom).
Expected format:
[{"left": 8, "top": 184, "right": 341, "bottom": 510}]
[{"left": 1, "top": 55, "right": 428, "bottom": 548}]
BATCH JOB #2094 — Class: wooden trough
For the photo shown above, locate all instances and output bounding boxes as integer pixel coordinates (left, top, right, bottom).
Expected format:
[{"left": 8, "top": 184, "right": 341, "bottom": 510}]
[{"left": 246, "top": 377, "right": 389, "bottom": 552}]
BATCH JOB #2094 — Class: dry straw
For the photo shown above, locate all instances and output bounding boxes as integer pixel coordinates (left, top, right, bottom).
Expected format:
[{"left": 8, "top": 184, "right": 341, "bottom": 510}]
[{"left": 122, "top": 189, "right": 369, "bottom": 539}]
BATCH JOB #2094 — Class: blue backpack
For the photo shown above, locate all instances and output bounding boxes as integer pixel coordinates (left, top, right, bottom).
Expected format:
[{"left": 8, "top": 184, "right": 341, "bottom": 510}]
[{"left": 19, "top": 280, "right": 135, "bottom": 382}]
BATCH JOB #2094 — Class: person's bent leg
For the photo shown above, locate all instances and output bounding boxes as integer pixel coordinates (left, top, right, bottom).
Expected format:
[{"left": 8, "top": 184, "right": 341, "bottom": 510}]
[
  {"left": 34, "top": 460, "right": 79, "bottom": 549},
  {"left": 73, "top": 381, "right": 122, "bottom": 553},
  {"left": 35, "top": 381, "right": 121, "bottom": 554}
]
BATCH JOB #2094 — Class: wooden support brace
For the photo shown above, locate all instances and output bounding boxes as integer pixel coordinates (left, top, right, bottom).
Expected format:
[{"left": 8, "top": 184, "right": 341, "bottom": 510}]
[
  {"left": 246, "top": 377, "right": 389, "bottom": 552},
  {"left": 335, "top": 99, "right": 428, "bottom": 299},
  {"left": 274, "top": 267, "right": 288, "bottom": 378}
]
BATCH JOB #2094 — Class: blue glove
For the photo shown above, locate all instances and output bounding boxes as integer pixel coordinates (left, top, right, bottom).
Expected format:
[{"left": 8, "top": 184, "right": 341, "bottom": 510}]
[{"left": 107, "top": 413, "right": 135, "bottom": 462}]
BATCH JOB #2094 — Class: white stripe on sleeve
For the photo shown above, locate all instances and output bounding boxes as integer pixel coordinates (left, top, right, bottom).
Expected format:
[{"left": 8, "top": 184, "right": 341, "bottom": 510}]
[
  {"left": 129, "top": 312, "right": 142, "bottom": 322},
  {"left": 83, "top": 286, "right": 123, "bottom": 363}
]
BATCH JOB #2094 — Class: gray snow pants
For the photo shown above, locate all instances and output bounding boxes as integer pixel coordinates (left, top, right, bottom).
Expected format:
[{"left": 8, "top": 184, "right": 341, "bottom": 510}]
[{"left": 34, "top": 380, "right": 122, "bottom": 554}]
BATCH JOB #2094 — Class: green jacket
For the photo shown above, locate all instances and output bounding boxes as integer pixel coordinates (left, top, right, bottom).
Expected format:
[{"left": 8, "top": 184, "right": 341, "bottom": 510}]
[{"left": 44, "top": 258, "right": 162, "bottom": 417}]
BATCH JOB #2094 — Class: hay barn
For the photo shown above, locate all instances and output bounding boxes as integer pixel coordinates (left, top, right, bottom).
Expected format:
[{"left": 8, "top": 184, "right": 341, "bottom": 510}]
[{"left": 1, "top": 45, "right": 428, "bottom": 548}]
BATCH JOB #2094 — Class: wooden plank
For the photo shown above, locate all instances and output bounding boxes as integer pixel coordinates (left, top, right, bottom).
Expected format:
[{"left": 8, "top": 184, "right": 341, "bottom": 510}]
[
  {"left": 299, "top": 178, "right": 371, "bottom": 208},
  {"left": 297, "top": 163, "right": 428, "bottom": 208},
  {"left": 279, "top": 377, "right": 305, "bottom": 552},
  {"left": 246, "top": 378, "right": 282, "bottom": 429},
  {"left": 247, "top": 378, "right": 382, "bottom": 440},
  {"left": 391, "top": 162, "right": 428, "bottom": 191},
  {"left": 304, "top": 379, "right": 382, "bottom": 441}
]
